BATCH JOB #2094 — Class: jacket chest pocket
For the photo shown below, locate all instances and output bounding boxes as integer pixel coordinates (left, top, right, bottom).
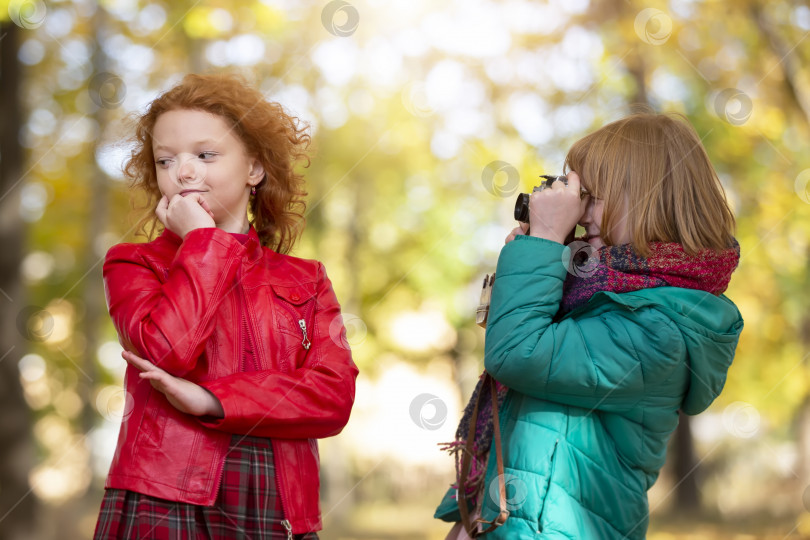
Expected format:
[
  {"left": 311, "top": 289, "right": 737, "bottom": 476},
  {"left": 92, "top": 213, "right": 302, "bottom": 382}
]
[{"left": 271, "top": 284, "right": 317, "bottom": 368}]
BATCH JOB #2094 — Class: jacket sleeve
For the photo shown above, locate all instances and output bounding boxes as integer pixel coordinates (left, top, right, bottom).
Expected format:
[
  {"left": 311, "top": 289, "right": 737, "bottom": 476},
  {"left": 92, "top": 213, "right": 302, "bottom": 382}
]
[
  {"left": 198, "top": 263, "right": 359, "bottom": 439},
  {"left": 103, "top": 228, "right": 246, "bottom": 377},
  {"left": 483, "top": 235, "right": 686, "bottom": 413}
]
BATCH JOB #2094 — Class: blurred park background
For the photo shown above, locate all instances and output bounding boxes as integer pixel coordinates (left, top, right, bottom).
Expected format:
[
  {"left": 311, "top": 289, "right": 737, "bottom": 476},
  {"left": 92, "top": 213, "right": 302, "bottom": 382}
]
[{"left": 1, "top": 0, "right": 809, "bottom": 538}]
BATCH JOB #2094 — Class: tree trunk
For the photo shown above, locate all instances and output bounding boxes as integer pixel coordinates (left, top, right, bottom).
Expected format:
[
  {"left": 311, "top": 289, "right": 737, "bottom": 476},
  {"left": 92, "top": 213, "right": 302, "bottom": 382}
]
[
  {"left": 0, "top": 21, "right": 37, "bottom": 540},
  {"left": 672, "top": 412, "right": 701, "bottom": 512}
]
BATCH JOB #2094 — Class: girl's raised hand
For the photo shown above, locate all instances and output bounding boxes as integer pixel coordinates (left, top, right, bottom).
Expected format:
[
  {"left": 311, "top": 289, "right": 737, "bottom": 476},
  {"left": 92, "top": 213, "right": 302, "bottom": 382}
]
[
  {"left": 155, "top": 193, "right": 216, "bottom": 239},
  {"left": 505, "top": 222, "right": 529, "bottom": 244},
  {"left": 122, "top": 350, "right": 224, "bottom": 418},
  {"left": 527, "top": 171, "right": 590, "bottom": 245}
]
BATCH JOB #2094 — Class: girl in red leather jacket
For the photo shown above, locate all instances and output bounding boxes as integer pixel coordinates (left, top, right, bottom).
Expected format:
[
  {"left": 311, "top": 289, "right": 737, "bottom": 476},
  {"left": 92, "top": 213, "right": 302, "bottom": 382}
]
[{"left": 93, "top": 73, "right": 358, "bottom": 539}]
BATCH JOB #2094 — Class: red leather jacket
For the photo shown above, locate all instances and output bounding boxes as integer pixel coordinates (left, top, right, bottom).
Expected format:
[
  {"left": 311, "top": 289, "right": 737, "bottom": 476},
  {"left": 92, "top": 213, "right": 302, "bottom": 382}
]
[{"left": 102, "top": 226, "right": 358, "bottom": 534}]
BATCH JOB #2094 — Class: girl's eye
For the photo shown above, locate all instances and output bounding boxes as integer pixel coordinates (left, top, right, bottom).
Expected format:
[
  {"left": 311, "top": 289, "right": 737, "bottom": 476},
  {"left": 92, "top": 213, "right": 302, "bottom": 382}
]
[
  {"left": 155, "top": 159, "right": 171, "bottom": 167},
  {"left": 198, "top": 151, "right": 217, "bottom": 160}
]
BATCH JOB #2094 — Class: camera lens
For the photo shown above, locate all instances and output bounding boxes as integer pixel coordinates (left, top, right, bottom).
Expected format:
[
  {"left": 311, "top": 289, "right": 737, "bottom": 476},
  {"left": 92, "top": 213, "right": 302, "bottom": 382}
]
[{"left": 514, "top": 193, "right": 531, "bottom": 223}]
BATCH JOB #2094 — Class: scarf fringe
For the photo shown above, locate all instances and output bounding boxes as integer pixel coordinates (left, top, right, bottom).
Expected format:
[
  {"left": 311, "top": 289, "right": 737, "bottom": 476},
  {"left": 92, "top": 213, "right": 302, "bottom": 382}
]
[{"left": 438, "top": 440, "right": 488, "bottom": 498}]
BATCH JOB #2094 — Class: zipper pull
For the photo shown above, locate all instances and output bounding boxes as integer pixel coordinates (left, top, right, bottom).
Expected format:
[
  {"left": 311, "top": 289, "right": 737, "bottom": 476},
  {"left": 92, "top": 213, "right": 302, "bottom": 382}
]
[
  {"left": 298, "top": 319, "right": 311, "bottom": 350},
  {"left": 281, "top": 519, "right": 293, "bottom": 540}
]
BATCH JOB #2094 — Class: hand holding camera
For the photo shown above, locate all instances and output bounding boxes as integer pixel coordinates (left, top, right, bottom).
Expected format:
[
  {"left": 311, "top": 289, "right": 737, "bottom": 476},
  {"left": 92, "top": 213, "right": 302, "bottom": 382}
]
[
  {"left": 513, "top": 172, "right": 589, "bottom": 245},
  {"left": 488, "top": 172, "right": 591, "bottom": 327}
]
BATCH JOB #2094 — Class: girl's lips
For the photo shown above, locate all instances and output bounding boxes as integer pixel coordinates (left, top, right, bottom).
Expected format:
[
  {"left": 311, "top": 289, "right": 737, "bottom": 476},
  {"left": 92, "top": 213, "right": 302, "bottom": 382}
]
[{"left": 180, "top": 189, "right": 205, "bottom": 196}]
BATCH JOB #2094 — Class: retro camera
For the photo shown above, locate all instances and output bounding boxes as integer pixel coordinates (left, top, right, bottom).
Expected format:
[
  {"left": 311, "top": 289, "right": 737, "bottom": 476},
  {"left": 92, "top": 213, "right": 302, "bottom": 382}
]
[
  {"left": 477, "top": 175, "right": 589, "bottom": 328},
  {"left": 514, "top": 175, "right": 589, "bottom": 223}
]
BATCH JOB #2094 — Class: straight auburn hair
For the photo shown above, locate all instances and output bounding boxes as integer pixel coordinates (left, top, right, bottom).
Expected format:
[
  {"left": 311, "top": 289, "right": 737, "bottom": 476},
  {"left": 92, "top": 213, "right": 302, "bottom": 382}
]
[
  {"left": 564, "top": 112, "right": 736, "bottom": 257},
  {"left": 124, "top": 73, "right": 310, "bottom": 254}
]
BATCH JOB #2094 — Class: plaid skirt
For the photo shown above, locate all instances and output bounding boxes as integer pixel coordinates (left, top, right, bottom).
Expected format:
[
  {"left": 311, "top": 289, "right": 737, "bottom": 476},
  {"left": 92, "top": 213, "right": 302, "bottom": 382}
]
[{"left": 93, "top": 435, "right": 318, "bottom": 540}]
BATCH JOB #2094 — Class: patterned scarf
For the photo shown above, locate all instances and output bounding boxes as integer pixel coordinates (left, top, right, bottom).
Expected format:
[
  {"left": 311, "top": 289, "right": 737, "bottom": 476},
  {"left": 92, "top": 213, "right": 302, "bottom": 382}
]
[{"left": 441, "top": 240, "right": 740, "bottom": 506}]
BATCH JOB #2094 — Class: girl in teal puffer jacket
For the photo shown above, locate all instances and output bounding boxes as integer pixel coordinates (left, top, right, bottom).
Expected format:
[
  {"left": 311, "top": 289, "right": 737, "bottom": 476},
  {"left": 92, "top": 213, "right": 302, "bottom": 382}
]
[{"left": 436, "top": 112, "right": 743, "bottom": 539}]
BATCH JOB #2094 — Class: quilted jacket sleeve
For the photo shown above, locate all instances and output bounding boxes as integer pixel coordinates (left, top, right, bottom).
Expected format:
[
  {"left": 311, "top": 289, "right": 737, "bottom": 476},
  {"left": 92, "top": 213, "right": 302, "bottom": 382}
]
[
  {"left": 103, "top": 228, "right": 245, "bottom": 377},
  {"left": 483, "top": 235, "right": 686, "bottom": 413},
  {"left": 198, "top": 263, "right": 359, "bottom": 439}
]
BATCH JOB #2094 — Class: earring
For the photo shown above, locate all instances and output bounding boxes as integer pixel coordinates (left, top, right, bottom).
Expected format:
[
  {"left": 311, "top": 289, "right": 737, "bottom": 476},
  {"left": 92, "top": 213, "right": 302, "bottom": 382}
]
[{"left": 251, "top": 186, "right": 256, "bottom": 195}]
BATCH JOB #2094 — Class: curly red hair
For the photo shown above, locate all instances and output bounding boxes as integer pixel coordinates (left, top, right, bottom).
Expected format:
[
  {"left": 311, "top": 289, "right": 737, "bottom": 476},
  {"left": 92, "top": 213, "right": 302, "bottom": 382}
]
[{"left": 124, "top": 73, "right": 310, "bottom": 253}]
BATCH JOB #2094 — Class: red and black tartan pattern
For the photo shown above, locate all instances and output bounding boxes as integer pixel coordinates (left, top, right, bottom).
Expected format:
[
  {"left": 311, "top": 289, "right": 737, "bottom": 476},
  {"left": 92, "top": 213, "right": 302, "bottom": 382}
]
[{"left": 93, "top": 435, "right": 318, "bottom": 539}]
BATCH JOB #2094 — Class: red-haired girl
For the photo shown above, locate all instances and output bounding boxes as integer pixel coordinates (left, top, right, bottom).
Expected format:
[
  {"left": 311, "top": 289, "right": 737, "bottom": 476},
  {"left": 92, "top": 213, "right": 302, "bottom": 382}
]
[{"left": 94, "top": 73, "right": 358, "bottom": 539}]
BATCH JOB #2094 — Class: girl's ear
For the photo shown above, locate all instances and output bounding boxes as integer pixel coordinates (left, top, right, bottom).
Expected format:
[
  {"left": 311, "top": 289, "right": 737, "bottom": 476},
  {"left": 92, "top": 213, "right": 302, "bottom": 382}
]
[{"left": 248, "top": 159, "right": 265, "bottom": 184}]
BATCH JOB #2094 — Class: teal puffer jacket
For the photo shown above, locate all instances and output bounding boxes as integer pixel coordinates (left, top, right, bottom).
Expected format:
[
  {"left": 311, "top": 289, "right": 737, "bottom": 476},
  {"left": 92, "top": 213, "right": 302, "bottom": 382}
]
[{"left": 435, "top": 236, "right": 743, "bottom": 539}]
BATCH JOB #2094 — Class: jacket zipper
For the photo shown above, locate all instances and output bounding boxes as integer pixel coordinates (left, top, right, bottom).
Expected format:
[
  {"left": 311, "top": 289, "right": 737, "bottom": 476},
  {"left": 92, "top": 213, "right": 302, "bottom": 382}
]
[
  {"left": 281, "top": 518, "right": 293, "bottom": 540},
  {"left": 241, "top": 286, "right": 260, "bottom": 371},
  {"left": 242, "top": 309, "right": 249, "bottom": 372},
  {"left": 272, "top": 298, "right": 314, "bottom": 534},
  {"left": 301, "top": 296, "right": 316, "bottom": 348},
  {"left": 273, "top": 438, "right": 293, "bottom": 538},
  {"left": 277, "top": 297, "right": 315, "bottom": 353},
  {"left": 298, "top": 319, "right": 311, "bottom": 350}
]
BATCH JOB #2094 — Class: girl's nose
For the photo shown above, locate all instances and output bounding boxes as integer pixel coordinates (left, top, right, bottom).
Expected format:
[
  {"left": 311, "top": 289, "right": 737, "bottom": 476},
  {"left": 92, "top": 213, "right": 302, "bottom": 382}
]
[
  {"left": 579, "top": 197, "right": 595, "bottom": 225},
  {"left": 176, "top": 156, "right": 205, "bottom": 184}
]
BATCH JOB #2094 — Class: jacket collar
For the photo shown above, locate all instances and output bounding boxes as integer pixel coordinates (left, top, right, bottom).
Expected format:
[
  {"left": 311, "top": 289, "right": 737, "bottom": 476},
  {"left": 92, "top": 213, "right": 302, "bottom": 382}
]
[{"left": 158, "top": 225, "right": 265, "bottom": 265}]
